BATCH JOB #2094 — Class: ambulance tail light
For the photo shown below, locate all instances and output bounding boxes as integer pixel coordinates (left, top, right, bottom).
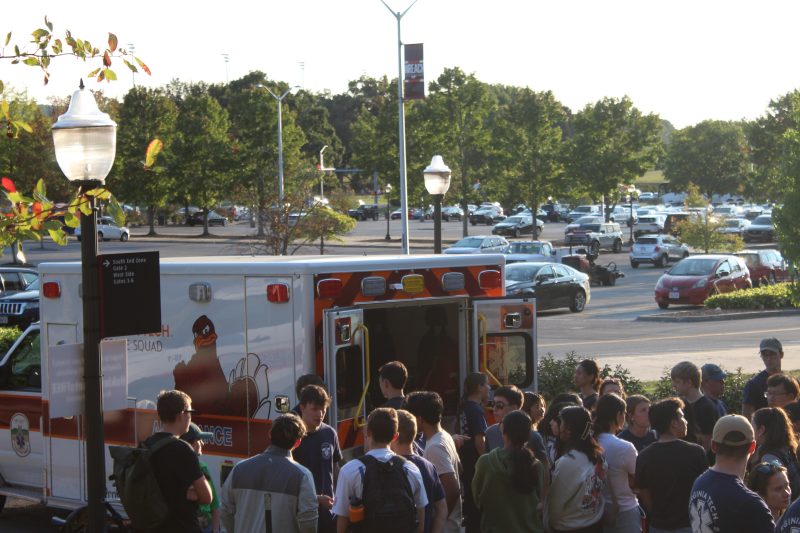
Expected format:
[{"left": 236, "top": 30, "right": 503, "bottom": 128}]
[
  {"left": 479, "top": 270, "right": 502, "bottom": 290},
  {"left": 267, "top": 283, "right": 290, "bottom": 303},
  {"left": 317, "top": 278, "right": 343, "bottom": 299},
  {"left": 42, "top": 282, "right": 61, "bottom": 298},
  {"left": 441, "top": 272, "right": 465, "bottom": 292},
  {"left": 401, "top": 274, "right": 425, "bottom": 294}
]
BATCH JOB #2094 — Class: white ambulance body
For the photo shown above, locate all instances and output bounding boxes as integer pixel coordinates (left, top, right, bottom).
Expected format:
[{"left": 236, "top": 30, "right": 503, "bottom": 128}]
[{"left": 0, "top": 254, "right": 537, "bottom": 513}]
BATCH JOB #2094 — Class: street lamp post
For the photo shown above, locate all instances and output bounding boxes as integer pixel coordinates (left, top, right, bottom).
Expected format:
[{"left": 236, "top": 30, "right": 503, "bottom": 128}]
[
  {"left": 259, "top": 84, "right": 299, "bottom": 205},
  {"left": 423, "top": 155, "right": 452, "bottom": 254},
  {"left": 381, "top": 0, "right": 418, "bottom": 255},
  {"left": 52, "top": 80, "right": 117, "bottom": 532},
  {"left": 385, "top": 183, "right": 393, "bottom": 241}
]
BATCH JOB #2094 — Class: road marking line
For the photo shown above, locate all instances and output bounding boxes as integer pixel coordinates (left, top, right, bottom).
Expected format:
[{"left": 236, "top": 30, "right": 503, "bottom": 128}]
[{"left": 540, "top": 326, "right": 800, "bottom": 347}]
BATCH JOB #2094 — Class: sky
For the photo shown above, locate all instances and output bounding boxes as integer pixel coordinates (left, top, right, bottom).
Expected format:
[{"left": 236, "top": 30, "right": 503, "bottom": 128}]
[{"left": 3, "top": 0, "right": 800, "bottom": 129}]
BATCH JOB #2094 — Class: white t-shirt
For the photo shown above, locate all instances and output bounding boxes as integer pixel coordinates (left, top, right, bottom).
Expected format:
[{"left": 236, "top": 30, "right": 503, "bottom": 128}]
[
  {"left": 597, "top": 432, "right": 639, "bottom": 511},
  {"left": 423, "top": 430, "right": 463, "bottom": 533},
  {"left": 332, "top": 448, "right": 428, "bottom": 519}
]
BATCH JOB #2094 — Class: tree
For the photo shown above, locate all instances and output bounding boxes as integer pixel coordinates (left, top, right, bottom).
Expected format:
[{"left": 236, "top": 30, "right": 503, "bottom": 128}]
[
  {"left": 112, "top": 87, "right": 177, "bottom": 234},
  {"left": 677, "top": 183, "right": 743, "bottom": 254},
  {"left": 664, "top": 120, "right": 750, "bottom": 200},
  {"left": 170, "top": 88, "right": 232, "bottom": 236},
  {"left": 425, "top": 67, "right": 496, "bottom": 236},
  {"left": 566, "top": 96, "right": 662, "bottom": 220},
  {"left": 495, "top": 88, "right": 566, "bottom": 217}
]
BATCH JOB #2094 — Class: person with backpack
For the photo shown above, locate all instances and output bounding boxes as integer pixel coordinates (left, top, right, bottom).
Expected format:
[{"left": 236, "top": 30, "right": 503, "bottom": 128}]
[
  {"left": 180, "top": 423, "right": 221, "bottom": 533},
  {"left": 143, "top": 390, "right": 213, "bottom": 532},
  {"left": 333, "top": 407, "right": 428, "bottom": 533},
  {"left": 749, "top": 407, "right": 800, "bottom": 499},
  {"left": 472, "top": 410, "right": 544, "bottom": 533},
  {"left": 220, "top": 413, "right": 318, "bottom": 533}
]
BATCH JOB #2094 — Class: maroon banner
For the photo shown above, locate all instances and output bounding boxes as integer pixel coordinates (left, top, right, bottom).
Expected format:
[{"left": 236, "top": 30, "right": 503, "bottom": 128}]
[{"left": 404, "top": 43, "right": 424, "bottom": 100}]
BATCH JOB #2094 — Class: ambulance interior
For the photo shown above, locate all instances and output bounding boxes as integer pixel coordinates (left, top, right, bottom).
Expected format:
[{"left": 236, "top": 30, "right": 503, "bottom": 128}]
[{"left": 332, "top": 300, "right": 533, "bottom": 429}]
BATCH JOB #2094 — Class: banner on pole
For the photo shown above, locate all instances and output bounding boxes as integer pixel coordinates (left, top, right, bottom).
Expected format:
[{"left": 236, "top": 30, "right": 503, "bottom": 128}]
[{"left": 404, "top": 43, "right": 424, "bottom": 100}]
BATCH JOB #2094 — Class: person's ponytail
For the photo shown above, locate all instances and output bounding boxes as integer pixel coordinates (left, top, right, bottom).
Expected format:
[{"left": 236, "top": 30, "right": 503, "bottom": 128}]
[{"left": 502, "top": 410, "right": 541, "bottom": 495}]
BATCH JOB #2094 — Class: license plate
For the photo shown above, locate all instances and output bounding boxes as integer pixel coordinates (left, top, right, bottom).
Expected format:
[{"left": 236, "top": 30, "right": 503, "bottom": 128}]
[
  {"left": 669, "top": 291, "right": 680, "bottom": 300},
  {"left": 0, "top": 316, "right": 8, "bottom": 324}
]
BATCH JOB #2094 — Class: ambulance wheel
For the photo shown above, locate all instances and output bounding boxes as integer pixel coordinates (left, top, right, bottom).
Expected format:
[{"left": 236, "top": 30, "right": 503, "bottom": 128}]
[{"left": 60, "top": 504, "right": 128, "bottom": 532}]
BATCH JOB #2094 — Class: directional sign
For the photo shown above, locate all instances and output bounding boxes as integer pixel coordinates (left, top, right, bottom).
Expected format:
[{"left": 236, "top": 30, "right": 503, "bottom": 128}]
[{"left": 98, "top": 251, "right": 161, "bottom": 338}]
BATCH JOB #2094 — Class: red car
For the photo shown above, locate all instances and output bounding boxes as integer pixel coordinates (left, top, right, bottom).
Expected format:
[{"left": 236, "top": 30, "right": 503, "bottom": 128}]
[
  {"left": 734, "top": 249, "right": 790, "bottom": 287},
  {"left": 655, "top": 254, "right": 751, "bottom": 309}
]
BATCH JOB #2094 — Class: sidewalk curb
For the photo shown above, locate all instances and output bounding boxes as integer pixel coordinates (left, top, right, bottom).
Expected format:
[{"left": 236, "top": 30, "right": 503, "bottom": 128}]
[{"left": 636, "top": 308, "right": 800, "bottom": 323}]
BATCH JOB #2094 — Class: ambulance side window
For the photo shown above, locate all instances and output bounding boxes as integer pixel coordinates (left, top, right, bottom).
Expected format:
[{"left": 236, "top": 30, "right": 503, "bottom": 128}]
[
  {"left": 0, "top": 331, "right": 41, "bottom": 391},
  {"left": 483, "top": 333, "right": 533, "bottom": 389},
  {"left": 335, "top": 344, "right": 365, "bottom": 420}
]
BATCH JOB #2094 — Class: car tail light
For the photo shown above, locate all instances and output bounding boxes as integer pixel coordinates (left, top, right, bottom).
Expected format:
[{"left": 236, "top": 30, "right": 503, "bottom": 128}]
[{"left": 42, "top": 282, "right": 61, "bottom": 298}]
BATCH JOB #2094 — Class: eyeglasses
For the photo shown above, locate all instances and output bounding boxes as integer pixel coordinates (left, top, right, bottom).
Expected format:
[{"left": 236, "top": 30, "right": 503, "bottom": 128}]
[
  {"left": 183, "top": 409, "right": 195, "bottom": 416},
  {"left": 492, "top": 402, "right": 507, "bottom": 410}
]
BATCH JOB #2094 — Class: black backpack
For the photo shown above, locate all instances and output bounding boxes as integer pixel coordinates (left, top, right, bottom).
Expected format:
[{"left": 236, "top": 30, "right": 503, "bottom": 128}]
[
  {"left": 358, "top": 455, "right": 417, "bottom": 533},
  {"left": 109, "top": 435, "right": 178, "bottom": 529}
]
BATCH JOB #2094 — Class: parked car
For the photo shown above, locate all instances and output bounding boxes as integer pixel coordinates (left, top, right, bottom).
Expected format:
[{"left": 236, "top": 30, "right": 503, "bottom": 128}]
[
  {"left": 347, "top": 204, "right": 380, "bottom": 221},
  {"left": 492, "top": 215, "right": 543, "bottom": 238},
  {"left": 564, "top": 216, "right": 603, "bottom": 236},
  {"left": 712, "top": 205, "right": 744, "bottom": 218},
  {"left": 733, "top": 249, "right": 790, "bottom": 287},
  {"left": 504, "top": 262, "right": 591, "bottom": 313},
  {"left": 629, "top": 234, "right": 690, "bottom": 268},
  {"left": 186, "top": 210, "right": 229, "bottom": 227},
  {"left": 469, "top": 206, "right": 506, "bottom": 226},
  {"left": 540, "top": 203, "right": 564, "bottom": 222},
  {"left": 719, "top": 218, "right": 750, "bottom": 236},
  {"left": 567, "top": 205, "right": 601, "bottom": 222},
  {"left": 564, "top": 222, "right": 624, "bottom": 255},
  {"left": 0, "top": 278, "right": 39, "bottom": 328},
  {"left": 443, "top": 235, "right": 509, "bottom": 254},
  {"left": 0, "top": 267, "right": 38, "bottom": 297},
  {"left": 638, "top": 192, "right": 658, "bottom": 202},
  {"left": 390, "top": 208, "right": 417, "bottom": 220},
  {"left": 504, "top": 241, "right": 557, "bottom": 264},
  {"left": 609, "top": 206, "right": 638, "bottom": 226},
  {"left": 634, "top": 214, "right": 667, "bottom": 237},
  {"left": 441, "top": 206, "right": 463, "bottom": 221},
  {"left": 654, "top": 254, "right": 751, "bottom": 309},
  {"left": 743, "top": 215, "right": 774, "bottom": 242},
  {"left": 75, "top": 216, "right": 131, "bottom": 241}
]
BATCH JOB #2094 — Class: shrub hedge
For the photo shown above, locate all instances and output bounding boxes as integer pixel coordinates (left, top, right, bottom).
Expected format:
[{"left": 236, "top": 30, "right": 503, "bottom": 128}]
[
  {"left": 0, "top": 326, "right": 21, "bottom": 354},
  {"left": 705, "top": 282, "right": 799, "bottom": 310}
]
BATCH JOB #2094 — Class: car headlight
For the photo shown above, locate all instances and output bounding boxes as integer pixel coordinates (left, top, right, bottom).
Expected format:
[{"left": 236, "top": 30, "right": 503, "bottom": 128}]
[
  {"left": 26, "top": 302, "right": 39, "bottom": 310},
  {"left": 692, "top": 278, "right": 708, "bottom": 288}
]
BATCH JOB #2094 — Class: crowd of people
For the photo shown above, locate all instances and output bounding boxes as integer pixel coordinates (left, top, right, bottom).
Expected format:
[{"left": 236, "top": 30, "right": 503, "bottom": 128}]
[{"left": 141, "top": 336, "right": 800, "bottom": 533}]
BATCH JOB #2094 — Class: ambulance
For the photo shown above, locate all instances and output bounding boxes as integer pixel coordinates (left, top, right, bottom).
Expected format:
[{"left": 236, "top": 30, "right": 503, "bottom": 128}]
[{"left": 0, "top": 254, "right": 538, "bottom": 516}]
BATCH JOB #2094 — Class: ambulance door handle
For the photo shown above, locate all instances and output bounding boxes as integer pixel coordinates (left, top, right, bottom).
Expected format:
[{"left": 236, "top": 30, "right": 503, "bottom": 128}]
[
  {"left": 478, "top": 314, "right": 502, "bottom": 387},
  {"left": 353, "top": 323, "right": 371, "bottom": 429}
]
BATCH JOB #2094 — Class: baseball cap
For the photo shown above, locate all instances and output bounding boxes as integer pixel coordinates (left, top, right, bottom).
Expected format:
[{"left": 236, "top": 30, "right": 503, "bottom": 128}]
[
  {"left": 712, "top": 415, "right": 754, "bottom": 446},
  {"left": 701, "top": 363, "right": 727, "bottom": 382},
  {"left": 181, "top": 422, "right": 213, "bottom": 443},
  {"left": 760, "top": 338, "right": 783, "bottom": 354}
]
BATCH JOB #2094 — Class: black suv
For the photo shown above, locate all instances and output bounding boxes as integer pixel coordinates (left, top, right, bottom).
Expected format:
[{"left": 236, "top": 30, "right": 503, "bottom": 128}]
[
  {"left": 0, "top": 278, "right": 39, "bottom": 329},
  {"left": 347, "top": 204, "right": 380, "bottom": 221}
]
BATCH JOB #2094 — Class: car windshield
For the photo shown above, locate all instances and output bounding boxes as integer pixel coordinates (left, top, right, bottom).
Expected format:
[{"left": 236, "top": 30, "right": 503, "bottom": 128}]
[
  {"left": 509, "top": 243, "right": 543, "bottom": 254},
  {"left": 25, "top": 279, "right": 40, "bottom": 291},
  {"left": 505, "top": 264, "right": 543, "bottom": 282},
  {"left": 476, "top": 208, "right": 494, "bottom": 214},
  {"left": 636, "top": 237, "right": 658, "bottom": 245},
  {"left": 639, "top": 217, "right": 656, "bottom": 223},
  {"left": 736, "top": 253, "right": 759, "bottom": 268},
  {"left": 726, "top": 220, "right": 741, "bottom": 227},
  {"left": 453, "top": 237, "right": 483, "bottom": 248},
  {"left": 574, "top": 206, "right": 593, "bottom": 213},
  {"left": 752, "top": 216, "right": 772, "bottom": 225},
  {"left": 579, "top": 224, "right": 601, "bottom": 232},
  {"left": 575, "top": 216, "right": 597, "bottom": 224},
  {"left": 714, "top": 207, "right": 733, "bottom": 214},
  {"left": 669, "top": 258, "right": 718, "bottom": 276},
  {"left": 505, "top": 216, "right": 526, "bottom": 223}
]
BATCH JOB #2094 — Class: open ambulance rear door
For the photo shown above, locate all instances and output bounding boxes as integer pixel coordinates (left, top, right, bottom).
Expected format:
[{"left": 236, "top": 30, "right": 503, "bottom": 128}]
[{"left": 471, "top": 297, "right": 538, "bottom": 391}]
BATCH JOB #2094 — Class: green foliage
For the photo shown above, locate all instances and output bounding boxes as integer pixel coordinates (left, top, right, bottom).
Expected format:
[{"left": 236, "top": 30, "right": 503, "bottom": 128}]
[
  {"left": 650, "top": 366, "right": 748, "bottom": 415},
  {"left": 536, "top": 351, "right": 645, "bottom": 400},
  {"left": 704, "top": 282, "right": 799, "bottom": 310},
  {"left": 676, "top": 205, "right": 744, "bottom": 254},
  {"left": 565, "top": 96, "right": 663, "bottom": 213},
  {"left": 0, "top": 326, "right": 21, "bottom": 353},
  {"left": 665, "top": 120, "right": 750, "bottom": 198}
]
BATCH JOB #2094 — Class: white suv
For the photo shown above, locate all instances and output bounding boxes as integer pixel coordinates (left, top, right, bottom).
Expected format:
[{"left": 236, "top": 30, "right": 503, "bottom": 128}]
[{"left": 630, "top": 234, "right": 690, "bottom": 268}]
